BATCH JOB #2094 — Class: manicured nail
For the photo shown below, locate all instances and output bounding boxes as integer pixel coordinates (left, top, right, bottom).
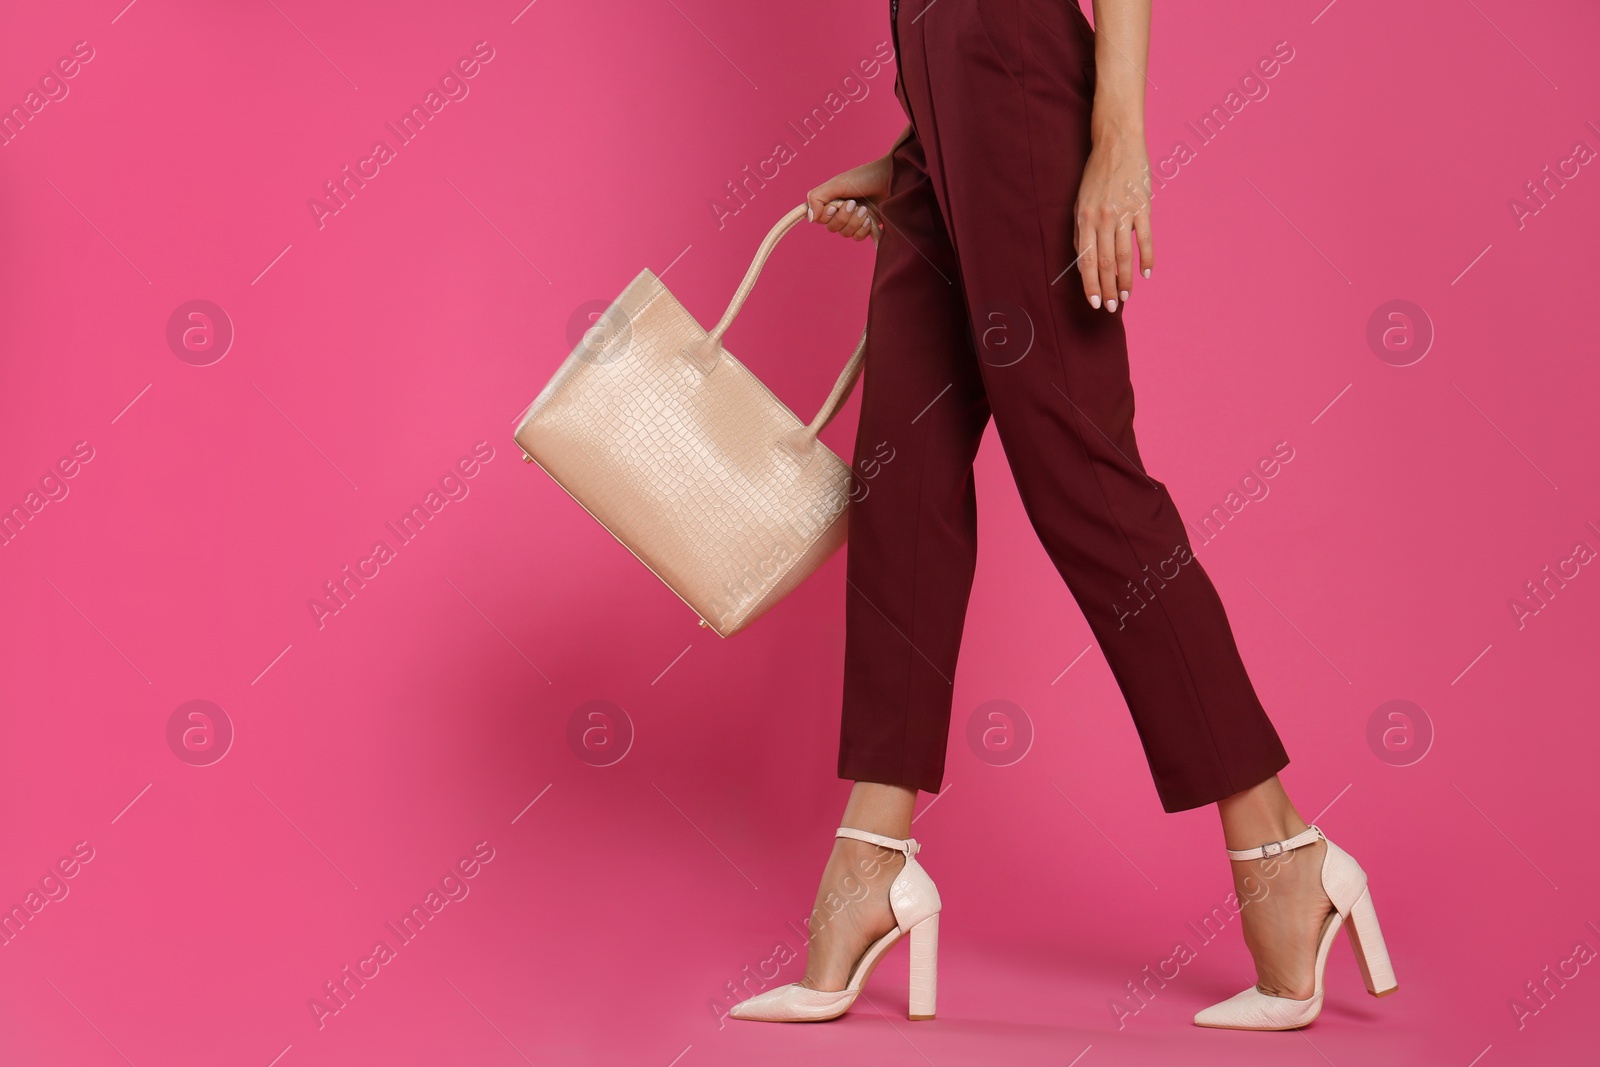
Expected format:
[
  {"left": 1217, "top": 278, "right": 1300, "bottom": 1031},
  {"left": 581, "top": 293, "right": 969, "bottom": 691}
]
[
  {"left": 825, "top": 203, "right": 838, "bottom": 216},
  {"left": 1090, "top": 294, "right": 1102, "bottom": 309},
  {"left": 807, "top": 204, "right": 814, "bottom": 222},
  {"left": 1143, "top": 268, "right": 1151, "bottom": 278},
  {"left": 1120, "top": 290, "right": 1129, "bottom": 303},
  {"left": 856, "top": 205, "right": 867, "bottom": 217},
  {"left": 1107, "top": 298, "right": 1118, "bottom": 312}
]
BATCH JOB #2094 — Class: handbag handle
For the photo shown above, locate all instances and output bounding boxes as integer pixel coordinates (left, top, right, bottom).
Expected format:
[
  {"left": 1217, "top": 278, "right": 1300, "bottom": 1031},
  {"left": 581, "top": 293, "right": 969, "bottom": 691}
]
[{"left": 688, "top": 202, "right": 878, "bottom": 457}]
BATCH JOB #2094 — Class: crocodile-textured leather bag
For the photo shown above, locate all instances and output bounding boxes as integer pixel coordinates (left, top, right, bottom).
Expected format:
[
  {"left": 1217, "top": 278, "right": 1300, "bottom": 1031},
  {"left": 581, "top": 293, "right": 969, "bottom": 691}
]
[{"left": 514, "top": 203, "right": 870, "bottom": 637}]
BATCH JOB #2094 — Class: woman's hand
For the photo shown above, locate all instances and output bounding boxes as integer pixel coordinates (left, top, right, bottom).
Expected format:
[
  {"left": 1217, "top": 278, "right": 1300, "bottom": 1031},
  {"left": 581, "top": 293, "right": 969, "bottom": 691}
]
[
  {"left": 1075, "top": 132, "right": 1154, "bottom": 313},
  {"left": 805, "top": 155, "right": 892, "bottom": 241}
]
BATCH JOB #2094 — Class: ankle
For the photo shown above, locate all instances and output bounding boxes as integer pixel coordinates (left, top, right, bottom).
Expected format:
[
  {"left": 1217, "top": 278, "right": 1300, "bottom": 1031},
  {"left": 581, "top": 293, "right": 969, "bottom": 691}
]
[
  {"left": 839, "top": 781, "right": 917, "bottom": 838},
  {"left": 1217, "top": 777, "right": 1309, "bottom": 852},
  {"left": 832, "top": 838, "right": 904, "bottom": 885}
]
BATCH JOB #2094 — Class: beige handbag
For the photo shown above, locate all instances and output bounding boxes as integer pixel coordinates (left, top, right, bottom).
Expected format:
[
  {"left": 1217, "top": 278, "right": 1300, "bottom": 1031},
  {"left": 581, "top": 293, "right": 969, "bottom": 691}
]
[{"left": 514, "top": 203, "right": 872, "bottom": 637}]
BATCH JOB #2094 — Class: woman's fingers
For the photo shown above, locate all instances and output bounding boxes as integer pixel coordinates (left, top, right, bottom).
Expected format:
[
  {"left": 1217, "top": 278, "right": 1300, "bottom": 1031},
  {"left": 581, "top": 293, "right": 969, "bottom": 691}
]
[
  {"left": 1075, "top": 213, "right": 1102, "bottom": 309},
  {"left": 1097, "top": 212, "right": 1120, "bottom": 313},
  {"left": 837, "top": 200, "right": 865, "bottom": 236},
  {"left": 804, "top": 184, "right": 880, "bottom": 241},
  {"left": 805, "top": 185, "right": 840, "bottom": 224},
  {"left": 859, "top": 205, "right": 886, "bottom": 240},
  {"left": 829, "top": 199, "right": 858, "bottom": 235},
  {"left": 830, "top": 199, "right": 871, "bottom": 239},
  {"left": 1134, "top": 207, "right": 1154, "bottom": 279},
  {"left": 1113, "top": 214, "right": 1135, "bottom": 308},
  {"left": 806, "top": 182, "right": 853, "bottom": 224},
  {"left": 844, "top": 201, "right": 873, "bottom": 239},
  {"left": 1085, "top": 205, "right": 1150, "bottom": 311}
]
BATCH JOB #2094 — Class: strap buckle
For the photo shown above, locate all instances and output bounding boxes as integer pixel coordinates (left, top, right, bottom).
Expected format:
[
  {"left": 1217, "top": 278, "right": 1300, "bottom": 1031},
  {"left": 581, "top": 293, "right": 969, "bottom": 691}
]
[{"left": 1225, "top": 825, "right": 1321, "bottom": 863}]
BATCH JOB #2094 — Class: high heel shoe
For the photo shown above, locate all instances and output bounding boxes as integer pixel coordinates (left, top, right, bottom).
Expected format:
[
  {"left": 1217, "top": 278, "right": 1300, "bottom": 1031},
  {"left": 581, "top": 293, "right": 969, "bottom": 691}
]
[
  {"left": 1195, "top": 825, "right": 1398, "bottom": 1030},
  {"left": 729, "top": 827, "right": 941, "bottom": 1023}
]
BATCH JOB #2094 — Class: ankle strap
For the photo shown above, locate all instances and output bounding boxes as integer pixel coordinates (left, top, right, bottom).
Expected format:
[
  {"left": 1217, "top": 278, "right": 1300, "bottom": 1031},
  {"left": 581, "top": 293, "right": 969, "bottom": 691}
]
[
  {"left": 836, "top": 826, "right": 921, "bottom": 857},
  {"left": 1226, "top": 825, "right": 1322, "bottom": 862}
]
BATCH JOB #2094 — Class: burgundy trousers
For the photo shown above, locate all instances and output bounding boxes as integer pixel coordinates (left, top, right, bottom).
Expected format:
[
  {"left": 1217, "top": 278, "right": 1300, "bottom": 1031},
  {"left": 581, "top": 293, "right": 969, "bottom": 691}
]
[{"left": 837, "top": 0, "right": 1289, "bottom": 813}]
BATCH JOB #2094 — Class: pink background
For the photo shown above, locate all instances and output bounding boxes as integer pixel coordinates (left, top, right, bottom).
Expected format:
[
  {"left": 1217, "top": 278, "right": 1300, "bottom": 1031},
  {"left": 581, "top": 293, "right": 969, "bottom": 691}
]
[{"left": 2, "top": 1, "right": 1598, "bottom": 1064}]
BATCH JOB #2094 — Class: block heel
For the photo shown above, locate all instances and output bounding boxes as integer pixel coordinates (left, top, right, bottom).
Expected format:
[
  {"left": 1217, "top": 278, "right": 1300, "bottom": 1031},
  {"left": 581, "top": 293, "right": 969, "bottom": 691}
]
[
  {"left": 1346, "top": 885, "right": 1399, "bottom": 997},
  {"left": 907, "top": 912, "right": 939, "bottom": 1020}
]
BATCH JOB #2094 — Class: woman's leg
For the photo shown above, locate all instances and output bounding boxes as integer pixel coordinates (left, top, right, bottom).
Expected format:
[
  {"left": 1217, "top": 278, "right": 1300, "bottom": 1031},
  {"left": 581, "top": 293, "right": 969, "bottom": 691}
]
[
  {"left": 799, "top": 781, "right": 916, "bottom": 990},
  {"left": 836, "top": 119, "right": 990, "bottom": 792},
  {"left": 813, "top": 78, "right": 989, "bottom": 989},
  {"left": 893, "top": 3, "right": 1348, "bottom": 1007},
  {"left": 1218, "top": 776, "right": 1334, "bottom": 1000},
  {"left": 896, "top": 0, "right": 1290, "bottom": 813}
]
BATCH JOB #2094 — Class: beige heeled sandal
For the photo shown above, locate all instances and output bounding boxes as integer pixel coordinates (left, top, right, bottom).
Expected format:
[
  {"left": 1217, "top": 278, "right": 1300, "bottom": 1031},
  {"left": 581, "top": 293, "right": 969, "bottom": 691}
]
[
  {"left": 729, "top": 827, "right": 941, "bottom": 1023},
  {"left": 1195, "top": 825, "right": 1399, "bottom": 1030}
]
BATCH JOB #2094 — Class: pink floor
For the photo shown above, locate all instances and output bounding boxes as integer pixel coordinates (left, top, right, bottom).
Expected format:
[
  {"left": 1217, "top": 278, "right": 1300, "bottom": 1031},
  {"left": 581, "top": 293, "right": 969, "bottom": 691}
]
[{"left": 3, "top": 1, "right": 1598, "bottom": 1064}]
